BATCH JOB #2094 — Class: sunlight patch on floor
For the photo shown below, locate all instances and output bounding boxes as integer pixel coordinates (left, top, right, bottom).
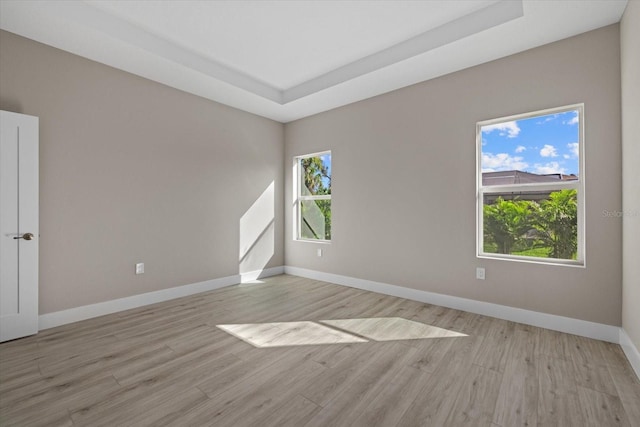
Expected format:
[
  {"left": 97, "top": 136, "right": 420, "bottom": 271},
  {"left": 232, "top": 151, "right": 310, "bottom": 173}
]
[
  {"left": 320, "top": 317, "right": 467, "bottom": 341},
  {"left": 217, "top": 317, "right": 467, "bottom": 348},
  {"left": 217, "top": 321, "right": 367, "bottom": 348}
]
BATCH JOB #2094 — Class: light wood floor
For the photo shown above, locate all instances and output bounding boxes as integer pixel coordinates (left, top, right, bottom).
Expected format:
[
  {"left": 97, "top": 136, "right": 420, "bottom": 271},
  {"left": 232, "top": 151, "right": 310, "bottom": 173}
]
[{"left": 1, "top": 274, "right": 639, "bottom": 426}]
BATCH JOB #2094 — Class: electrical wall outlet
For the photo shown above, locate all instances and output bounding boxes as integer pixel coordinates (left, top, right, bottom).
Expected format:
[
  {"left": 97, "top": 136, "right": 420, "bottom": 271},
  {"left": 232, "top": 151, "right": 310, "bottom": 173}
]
[
  {"left": 476, "top": 267, "right": 485, "bottom": 280},
  {"left": 136, "top": 263, "right": 144, "bottom": 274},
  {"left": 317, "top": 248, "right": 323, "bottom": 257}
]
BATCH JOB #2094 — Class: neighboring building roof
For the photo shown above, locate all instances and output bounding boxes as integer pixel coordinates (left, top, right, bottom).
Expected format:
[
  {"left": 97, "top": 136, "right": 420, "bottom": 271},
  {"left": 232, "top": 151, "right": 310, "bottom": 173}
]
[{"left": 482, "top": 170, "right": 578, "bottom": 186}]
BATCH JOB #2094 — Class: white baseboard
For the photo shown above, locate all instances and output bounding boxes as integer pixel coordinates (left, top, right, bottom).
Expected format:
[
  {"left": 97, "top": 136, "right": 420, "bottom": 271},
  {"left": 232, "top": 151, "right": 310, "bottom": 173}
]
[
  {"left": 39, "top": 274, "right": 240, "bottom": 330},
  {"left": 240, "top": 266, "right": 285, "bottom": 283},
  {"left": 620, "top": 328, "right": 640, "bottom": 379},
  {"left": 284, "top": 266, "right": 621, "bottom": 344},
  {"left": 40, "top": 266, "right": 288, "bottom": 330},
  {"left": 40, "top": 266, "right": 287, "bottom": 330}
]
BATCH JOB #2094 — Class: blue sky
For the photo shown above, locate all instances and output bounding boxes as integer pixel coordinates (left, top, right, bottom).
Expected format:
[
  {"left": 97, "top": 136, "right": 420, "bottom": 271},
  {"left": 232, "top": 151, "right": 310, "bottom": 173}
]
[
  {"left": 481, "top": 110, "right": 579, "bottom": 175},
  {"left": 320, "top": 152, "right": 331, "bottom": 190}
]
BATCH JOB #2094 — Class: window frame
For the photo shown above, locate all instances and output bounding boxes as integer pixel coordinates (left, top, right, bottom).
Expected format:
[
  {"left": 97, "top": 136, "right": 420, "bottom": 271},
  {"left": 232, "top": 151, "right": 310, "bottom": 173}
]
[
  {"left": 294, "top": 150, "right": 332, "bottom": 243},
  {"left": 476, "top": 104, "right": 585, "bottom": 266}
]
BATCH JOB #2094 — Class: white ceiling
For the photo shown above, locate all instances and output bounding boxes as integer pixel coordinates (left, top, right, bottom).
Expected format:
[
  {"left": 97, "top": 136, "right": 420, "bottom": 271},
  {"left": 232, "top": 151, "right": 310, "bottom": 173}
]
[{"left": 0, "top": 0, "right": 628, "bottom": 123}]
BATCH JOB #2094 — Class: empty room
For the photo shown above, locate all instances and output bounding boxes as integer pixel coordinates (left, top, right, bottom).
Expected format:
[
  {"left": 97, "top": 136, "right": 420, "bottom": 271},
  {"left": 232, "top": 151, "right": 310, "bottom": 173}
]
[{"left": 1, "top": 0, "right": 639, "bottom": 426}]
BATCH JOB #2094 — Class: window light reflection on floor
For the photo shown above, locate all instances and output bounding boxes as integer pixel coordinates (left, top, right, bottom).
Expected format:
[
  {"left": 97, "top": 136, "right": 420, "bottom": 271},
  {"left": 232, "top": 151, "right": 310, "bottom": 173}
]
[
  {"left": 217, "top": 317, "right": 467, "bottom": 348},
  {"left": 217, "top": 321, "right": 367, "bottom": 348},
  {"left": 320, "top": 317, "right": 467, "bottom": 341}
]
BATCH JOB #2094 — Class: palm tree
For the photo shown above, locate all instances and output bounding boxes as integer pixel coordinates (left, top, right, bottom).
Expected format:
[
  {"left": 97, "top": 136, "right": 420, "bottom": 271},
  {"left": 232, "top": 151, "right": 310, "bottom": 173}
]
[
  {"left": 301, "top": 157, "right": 330, "bottom": 195},
  {"left": 484, "top": 197, "right": 533, "bottom": 254},
  {"left": 531, "top": 189, "right": 577, "bottom": 259}
]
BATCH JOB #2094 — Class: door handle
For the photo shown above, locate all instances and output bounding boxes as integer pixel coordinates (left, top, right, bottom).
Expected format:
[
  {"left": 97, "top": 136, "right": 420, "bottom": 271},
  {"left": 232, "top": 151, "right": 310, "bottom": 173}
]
[{"left": 13, "top": 233, "right": 35, "bottom": 240}]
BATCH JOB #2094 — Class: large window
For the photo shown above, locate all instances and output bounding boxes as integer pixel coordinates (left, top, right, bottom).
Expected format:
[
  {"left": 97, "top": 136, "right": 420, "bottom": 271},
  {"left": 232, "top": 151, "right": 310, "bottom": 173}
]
[
  {"left": 295, "top": 151, "right": 331, "bottom": 241},
  {"left": 477, "top": 105, "right": 584, "bottom": 265}
]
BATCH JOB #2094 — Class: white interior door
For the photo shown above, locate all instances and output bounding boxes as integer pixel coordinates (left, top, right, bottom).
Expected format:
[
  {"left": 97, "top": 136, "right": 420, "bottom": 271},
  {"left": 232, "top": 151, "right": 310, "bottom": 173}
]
[{"left": 0, "top": 110, "right": 39, "bottom": 342}]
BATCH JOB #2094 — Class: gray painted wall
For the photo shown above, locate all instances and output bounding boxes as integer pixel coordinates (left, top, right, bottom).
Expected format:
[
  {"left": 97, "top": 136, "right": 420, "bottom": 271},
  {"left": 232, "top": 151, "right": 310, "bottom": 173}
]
[
  {"left": 285, "top": 25, "right": 622, "bottom": 326},
  {"left": 621, "top": 2, "right": 640, "bottom": 350},
  {"left": 0, "top": 30, "right": 284, "bottom": 314},
  {"left": 0, "top": 23, "right": 628, "bottom": 330}
]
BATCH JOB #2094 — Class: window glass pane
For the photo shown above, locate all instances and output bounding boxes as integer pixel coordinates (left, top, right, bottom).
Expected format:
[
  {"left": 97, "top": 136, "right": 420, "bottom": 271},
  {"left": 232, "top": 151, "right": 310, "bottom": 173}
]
[
  {"left": 483, "top": 189, "right": 577, "bottom": 260},
  {"left": 301, "top": 200, "right": 331, "bottom": 240},
  {"left": 481, "top": 110, "right": 579, "bottom": 186},
  {"left": 301, "top": 154, "right": 331, "bottom": 196}
]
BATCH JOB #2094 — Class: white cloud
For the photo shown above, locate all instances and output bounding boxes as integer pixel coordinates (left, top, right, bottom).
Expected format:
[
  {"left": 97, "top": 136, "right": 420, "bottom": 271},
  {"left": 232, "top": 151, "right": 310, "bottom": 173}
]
[
  {"left": 534, "top": 162, "right": 567, "bottom": 174},
  {"left": 482, "top": 153, "right": 528, "bottom": 172},
  {"left": 540, "top": 144, "right": 558, "bottom": 157},
  {"left": 564, "top": 111, "right": 579, "bottom": 125},
  {"left": 515, "top": 145, "right": 526, "bottom": 153},
  {"left": 481, "top": 121, "right": 521, "bottom": 138},
  {"left": 567, "top": 142, "right": 579, "bottom": 158},
  {"left": 563, "top": 154, "right": 570, "bottom": 159},
  {"left": 536, "top": 114, "right": 558, "bottom": 125}
]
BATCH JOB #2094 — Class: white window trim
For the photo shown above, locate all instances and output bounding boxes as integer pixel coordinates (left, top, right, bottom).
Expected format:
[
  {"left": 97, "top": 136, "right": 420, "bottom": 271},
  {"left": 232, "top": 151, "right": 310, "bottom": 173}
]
[
  {"left": 476, "top": 104, "right": 585, "bottom": 267},
  {"left": 294, "top": 150, "right": 332, "bottom": 243}
]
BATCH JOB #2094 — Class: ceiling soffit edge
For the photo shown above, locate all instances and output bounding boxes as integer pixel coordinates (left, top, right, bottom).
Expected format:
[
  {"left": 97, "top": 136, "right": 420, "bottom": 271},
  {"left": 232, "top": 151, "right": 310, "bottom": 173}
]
[{"left": 40, "top": 0, "right": 523, "bottom": 105}]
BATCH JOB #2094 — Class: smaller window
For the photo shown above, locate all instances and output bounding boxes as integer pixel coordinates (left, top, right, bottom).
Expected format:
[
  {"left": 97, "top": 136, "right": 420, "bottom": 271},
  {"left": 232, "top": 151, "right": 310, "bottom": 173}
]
[{"left": 295, "top": 151, "right": 331, "bottom": 241}]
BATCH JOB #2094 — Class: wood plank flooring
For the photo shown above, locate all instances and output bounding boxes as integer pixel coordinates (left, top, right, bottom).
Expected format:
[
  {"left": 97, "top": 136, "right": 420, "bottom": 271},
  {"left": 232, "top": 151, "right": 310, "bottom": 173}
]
[{"left": 1, "top": 274, "right": 638, "bottom": 426}]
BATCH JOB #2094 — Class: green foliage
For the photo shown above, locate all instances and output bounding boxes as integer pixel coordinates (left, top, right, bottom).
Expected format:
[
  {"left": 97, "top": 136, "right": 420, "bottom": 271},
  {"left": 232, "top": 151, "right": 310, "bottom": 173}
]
[
  {"left": 531, "top": 189, "right": 578, "bottom": 259},
  {"left": 483, "top": 189, "right": 578, "bottom": 260},
  {"left": 301, "top": 157, "right": 331, "bottom": 196},
  {"left": 316, "top": 200, "right": 331, "bottom": 239},
  {"left": 483, "top": 197, "right": 534, "bottom": 254},
  {"left": 512, "top": 247, "right": 552, "bottom": 257}
]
